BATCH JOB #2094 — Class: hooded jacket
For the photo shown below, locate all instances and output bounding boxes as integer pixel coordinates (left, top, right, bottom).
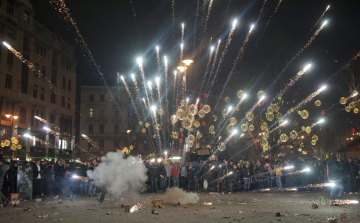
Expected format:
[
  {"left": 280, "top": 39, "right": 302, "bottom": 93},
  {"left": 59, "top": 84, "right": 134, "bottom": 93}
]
[
  {"left": 171, "top": 163, "right": 180, "bottom": 177},
  {"left": 327, "top": 159, "right": 344, "bottom": 181}
]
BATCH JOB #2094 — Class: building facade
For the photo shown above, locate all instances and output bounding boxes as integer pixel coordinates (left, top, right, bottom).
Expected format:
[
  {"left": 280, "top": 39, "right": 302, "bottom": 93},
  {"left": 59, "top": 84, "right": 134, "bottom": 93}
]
[
  {"left": 80, "top": 86, "right": 149, "bottom": 157},
  {"left": 0, "top": 0, "right": 76, "bottom": 160}
]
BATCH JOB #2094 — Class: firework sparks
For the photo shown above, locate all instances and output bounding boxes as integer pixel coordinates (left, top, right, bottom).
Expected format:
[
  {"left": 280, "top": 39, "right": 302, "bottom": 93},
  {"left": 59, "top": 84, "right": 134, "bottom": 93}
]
[
  {"left": 310, "top": 5, "right": 330, "bottom": 33},
  {"left": 193, "top": 0, "right": 201, "bottom": 57},
  {"left": 130, "top": 203, "right": 142, "bottom": 213},
  {"left": 212, "top": 24, "right": 255, "bottom": 107},
  {"left": 256, "top": 0, "right": 268, "bottom": 24},
  {"left": 199, "top": 46, "right": 214, "bottom": 96},
  {"left": 156, "top": 46, "right": 161, "bottom": 74},
  {"left": 205, "top": 39, "right": 221, "bottom": 92},
  {"left": 328, "top": 50, "right": 360, "bottom": 81}
]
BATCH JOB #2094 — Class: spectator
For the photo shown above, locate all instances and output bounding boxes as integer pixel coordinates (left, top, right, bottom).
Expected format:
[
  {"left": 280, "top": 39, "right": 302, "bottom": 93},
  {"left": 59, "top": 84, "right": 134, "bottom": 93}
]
[
  {"left": 158, "top": 162, "right": 167, "bottom": 191},
  {"left": 171, "top": 162, "right": 180, "bottom": 188},
  {"left": 11, "top": 162, "right": 18, "bottom": 193},
  {"left": 180, "top": 163, "right": 187, "bottom": 189},
  {"left": 344, "top": 157, "right": 358, "bottom": 194},
  {"left": 165, "top": 161, "right": 172, "bottom": 188},
  {"left": 274, "top": 161, "right": 283, "bottom": 189},
  {"left": 242, "top": 163, "right": 252, "bottom": 193},
  {"left": 54, "top": 159, "right": 65, "bottom": 199},
  {"left": 327, "top": 157, "right": 345, "bottom": 205},
  {"left": 33, "top": 160, "right": 44, "bottom": 199},
  {"left": 0, "top": 159, "right": 9, "bottom": 207}
]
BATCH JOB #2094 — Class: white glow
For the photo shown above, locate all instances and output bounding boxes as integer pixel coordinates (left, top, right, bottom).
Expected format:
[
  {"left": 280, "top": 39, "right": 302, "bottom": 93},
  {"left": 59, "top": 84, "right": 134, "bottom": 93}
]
[
  {"left": 164, "top": 56, "right": 168, "bottom": 63},
  {"left": 186, "top": 98, "right": 189, "bottom": 102},
  {"left": 243, "top": 93, "right": 248, "bottom": 98},
  {"left": 2, "top": 41, "right": 10, "bottom": 48},
  {"left": 260, "top": 95, "right": 266, "bottom": 101},
  {"left": 155, "top": 77, "right": 160, "bottom": 83},
  {"left": 72, "top": 175, "right": 78, "bottom": 179},
  {"left": 164, "top": 151, "right": 167, "bottom": 155},
  {"left": 232, "top": 19, "right": 237, "bottom": 29},
  {"left": 181, "top": 43, "right": 184, "bottom": 49},
  {"left": 326, "top": 5, "right": 330, "bottom": 10},
  {"left": 182, "top": 23, "right": 184, "bottom": 29},
  {"left": 282, "top": 120, "right": 289, "bottom": 125},
  {"left": 317, "top": 119, "right": 325, "bottom": 124},
  {"left": 136, "top": 57, "right": 143, "bottom": 65},
  {"left": 347, "top": 200, "right": 358, "bottom": 204},
  {"left": 157, "top": 158, "right": 162, "bottom": 163},
  {"left": 120, "top": 75, "right": 124, "bottom": 80},
  {"left": 81, "top": 134, "right": 86, "bottom": 137},
  {"left": 232, "top": 129, "right": 238, "bottom": 135},
  {"left": 228, "top": 106, "right": 233, "bottom": 111},
  {"left": 177, "top": 66, "right": 186, "bottom": 72},
  {"left": 284, "top": 166, "right": 294, "bottom": 170},
  {"left": 250, "top": 24, "right": 254, "bottom": 32},
  {"left": 151, "top": 105, "right": 156, "bottom": 112},
  {"left": 156, "top": 46, "right": 159, "bottom": 51},
  {"left": 147, "top": 81, "right": 152, "bottom": 88},
  {"left": 170, "top": 156, "right": 181, "bottom": 160},
  {"left": 131, "top": 73, "right": 135, "bottom": 79},
  {"left": 303, "top": 64, "right": 312, "bottom": 72},
  {"left": 322, "top": 20, "right": 328, "bottom": 27},
  {"left": 24, "top": 134, "right": 31, "bottom": 138},
  {"left": 174, "top": 71, "right": 177, "bottom": 76},
  {"left": 352, "top": 92, "right": 358, "bottom": 97},
  {"left": 43, "top": 126, "right": 50, "bottom": 131},
  {"left": 196, "top": 98, "right": 200, "bottom": 103},
  {"left": 211, "top": 46, "right": 214, "bottom": 52},
  {"left": 150, "top": 158, "right": 155, "bottom": 163},
  {"left": 319, "top": 85, "right": 327, "bottom": 91},
  {"left": 303, "top": 168, "right": 310, "bottom": 172},
  {"left": 218, "top": 39, "right": 221, "bottom": 44},
  {"left": 327, "top": 182, "right": 336, "bottom": 187},
  {"left": 241, "top": 133, "right": 244, "bottom": 137}
]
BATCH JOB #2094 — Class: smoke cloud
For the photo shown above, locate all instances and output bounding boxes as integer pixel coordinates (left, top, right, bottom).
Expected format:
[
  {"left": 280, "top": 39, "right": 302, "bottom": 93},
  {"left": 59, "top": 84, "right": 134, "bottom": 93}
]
[
  {"left": 87, "top": 151, "right": 148, "bottom": 196},
  {"left": 164, "top": 188, "right": 199, "bottom": 205}
]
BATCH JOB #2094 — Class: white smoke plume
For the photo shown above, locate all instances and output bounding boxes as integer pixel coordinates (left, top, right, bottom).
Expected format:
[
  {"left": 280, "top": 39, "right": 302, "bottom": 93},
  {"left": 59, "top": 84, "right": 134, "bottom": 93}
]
[
  {"left": 87, "top": 151, "right": 148, "bottom": 196},
  {"left": 163, "top": 188, "right": 199, "bottom": 205}
]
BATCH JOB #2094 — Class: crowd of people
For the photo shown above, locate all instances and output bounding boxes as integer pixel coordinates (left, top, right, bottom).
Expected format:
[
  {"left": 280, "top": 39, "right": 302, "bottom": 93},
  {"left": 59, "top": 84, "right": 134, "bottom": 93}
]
[
  {"left": 0, "top": 152, "right": 359, "bottom": 207},
  {"left": 144, "top": 157, "right": 360, "bottom": 196}
]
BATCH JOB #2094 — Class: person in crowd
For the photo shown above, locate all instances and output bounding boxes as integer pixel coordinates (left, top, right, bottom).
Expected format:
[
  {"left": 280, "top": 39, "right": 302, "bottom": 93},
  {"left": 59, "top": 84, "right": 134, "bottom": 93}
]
[
  {"left": 79, "top": 161, "right": 89, "bottom": 194},
  {"left": 158, "top": 162, "right": 167, "bottom": 191},
  {"left": 242, "top": 163, "right": 252, "bottom": 193},
  {"left": 264, "top": 163, "right": 273, "bottom": 188},
  {"left": 255, "top": 161, "right": 267, "bottom": 189},
  {"left": 274, "top": 161, "right": 283, "bottom": 189},
  {"left": 11, "top": 162, "right": 18, "bottom": 193},
  {"left": 327, "top": 157, "right": 345, "bottom": 205},
  {"left": 43, "top": 161, "right": 54, "bottom": 196},
  {"left": 2, "top": 162, "right": 15, "bottom": 197},
  {"left": 217, "top": 164, "right": 224, "bottom": 193},
  {"left": 33, "top": 159, "right": 44, "bottom": 199},
  {"left": 232, "top": 164, "right": 239, "bottom": 192},
  {"left": 170, "top": 162, "right": 180, "bottom": 188},
  {"left": 222, "top": 160, "right": 233, "bottom": 193},
  {"left": 54, "top": 159, "right": 65, "bottom": 199},
  {"left": 165, "top": 161, "right": 172, "bottom": 188},
  {"left": 180, "top": 163, "right": 187, "bottom": 189},
  {"left": 284, "top": 160, "right": 295, "bottom": 188},
  {"left": 344, "top": 157, "right": 359, "bottom": 194},
  {"left": 187, "top": 162, "right": 195, "bottom": 191},
  {"left": 148, "top": 163, "right": 159, "bottom": 193},
  {"left": 88, "top": 159, "right": 98, "bottom": 197},
  {"left": 0, "top": 159, "right": 9, "bottom": 207}
]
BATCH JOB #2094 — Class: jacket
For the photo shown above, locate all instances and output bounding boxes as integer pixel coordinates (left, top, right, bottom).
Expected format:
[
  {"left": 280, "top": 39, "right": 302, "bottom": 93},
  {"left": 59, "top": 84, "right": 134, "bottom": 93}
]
[
  {"left": 170, "top": 164, "right": 180, "bottom": 177},
  {"left": 242, "top": 167, "right": 253, "bottom": 178},
  {"left": 274, "top": 164, "right": 283, "bottom": 176},
  {"left": 327, "top": 159, "right": 344, "bottom": 181},
  {"left": 344, "top": 162, "right": 358, "bottom": 177},
  {"left": 33, "top": 164, "right": 44, "bottom": 180},
  {"left": 180, "top": 165, "right": 187, "bottom": 177},
  {"left": 165, "top": 164, "right": 172, "bottom": 177},
  {"left": 0, "top": 163, "right": 6, "bottom": 185},
  {"left": 158, "top": 165, "right": 167, "bottom": 179}
]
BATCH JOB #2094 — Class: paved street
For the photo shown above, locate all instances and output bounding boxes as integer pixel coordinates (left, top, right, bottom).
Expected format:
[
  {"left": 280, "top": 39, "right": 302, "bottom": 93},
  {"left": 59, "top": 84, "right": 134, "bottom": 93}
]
[{"left": 1, "top": 191, "right": 359, "bottom": 223}]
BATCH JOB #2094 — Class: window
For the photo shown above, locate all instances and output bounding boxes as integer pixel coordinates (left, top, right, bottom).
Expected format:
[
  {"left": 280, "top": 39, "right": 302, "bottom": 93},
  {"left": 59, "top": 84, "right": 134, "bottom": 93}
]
[
  {"left": 89, "top": 94, "right": 94, "bottom": 102},
  {"left": 114, "top": 140, "right": 119, "bottom": 149},
  {"left": 52, "top": 52, "right": 58, "bottom": 68},
  {"left": 62, "top": 96, "right": 65, "bottom": 107},
  {"left": 33, "top": 85, "right": 38, "bottom": 98},
  {"left": 8, "top": 28, "right": 14, "bottom": 39},
  {"left": 89, "top": 108, "right": 94, "bottom": 118},
  {"left": 99, "top": 140, "right": 104, "bottom": 150},
  {"left": 88, "top": 124, "right": 94, "bottom": 133},
  {"left": 51, "top": 72, "right": 57, "bottom": 85},
  {"left": 7, "top": 50, "right": 13, "bottom": 65},
  {"left": 40, "top": 88, "right": 45, "bottom": 101},
  {"left": 34, "top": 42, "right": 47, "bottom": 58},
  {"left": 100, "top": 95, "right": 105, "bottom": 102},
  {"left": 68, "top": 79, "right": 71, "bottom": 91},
  {"left": 5, "top": 74, "right": 12, "bottom": 89},
  {"left": 99, "top": 124, "right": 104, "bottom": 133},
  {"left": 114, "top": 110, "right": 119, "bottom": 118},
  {"left": 23, "top": 36, "right": 30, "bottom": 53},
  {"left": 61, "top": 58, "right": 72, "bottom": 72},
  {"left": 114, "top": 124, "right": 119, "bottom": 134},
  {"left": 41, "top": 66, "right": 46, "bottom": 77},
  {"left": 7, "top": 0, "right": 14, "bottom": 14},
  {"left": 34, "top": 63, "right": 39, "bottom": 77},
  {"left": 67, "top": 98, "right": 70, "bottom": 109},
  {"left": 62, "top": 77, "right": 66, "bottom": 89},
  {"left": 50, "top": 114, "right": 55, "bottom": 125},
  {"left": 21, "top": 59, "right": 29, "bottom": 94},
  {"left": 24, "top": 11, "right": 30, "bottom": 23},
  {"left": 19, "top": 107, "right": 26, "bottom": 124},
  {"left": 50, "top": 91, "right": 56, "bottom": 104},
  {"left": 99, "top": 110, "right": 105, "bottom": 117}
]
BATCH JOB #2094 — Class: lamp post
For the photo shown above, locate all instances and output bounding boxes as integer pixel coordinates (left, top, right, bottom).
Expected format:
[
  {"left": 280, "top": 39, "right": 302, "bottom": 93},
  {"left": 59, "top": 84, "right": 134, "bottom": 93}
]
[{"left": 177, "top": 59, "right": 193, "bottom": 101}]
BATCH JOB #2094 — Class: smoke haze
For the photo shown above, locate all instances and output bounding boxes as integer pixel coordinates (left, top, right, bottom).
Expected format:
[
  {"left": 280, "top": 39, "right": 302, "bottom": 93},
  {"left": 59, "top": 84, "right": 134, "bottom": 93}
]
[
  {"left": 164, "top": 188, "right": 199, "bottom": 205},
  {"left": 87, "top": 152, "right": 148, "bottom": 196}
]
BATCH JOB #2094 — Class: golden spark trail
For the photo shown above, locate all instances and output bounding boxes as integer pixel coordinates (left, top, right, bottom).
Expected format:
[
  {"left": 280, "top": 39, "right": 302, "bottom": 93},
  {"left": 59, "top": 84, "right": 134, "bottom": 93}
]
[
  {"left": 156, "top": 78, "right": 167, "bottom": 149},
  {"left": 213, "top": 24, "right": 254, "bottom": 107},
  {"left": 193, "top": 0, "right": 201, "bottom": 57},
  {"left": 172, "top": 0, "right": 175, "bottom": 22},
  {"left": 180, "top": 43, "right": 184, "bottom": 64},
  {"left": 205, "top": 39, "right": 221, "bottom": 92},
  {"left": 328, "top": 50, "right": 360, "bottom": 80},
  {"left": 206, "top": 21, "right": 237, "bottom": 104},
  {"left": 199, "top": 0, "right": 213, "bottom": 52},
  {"left": 156, "top": 46, "right": 161, "bottom": 74},
  {"left": 199, "top": 46, "right": 214, "bottom": 96},
  {"left": 310, "top": 5, "right": 330, "bottom": 33},
  {"left": 256, "top": 0, "right": 268, "bottom": 24}
]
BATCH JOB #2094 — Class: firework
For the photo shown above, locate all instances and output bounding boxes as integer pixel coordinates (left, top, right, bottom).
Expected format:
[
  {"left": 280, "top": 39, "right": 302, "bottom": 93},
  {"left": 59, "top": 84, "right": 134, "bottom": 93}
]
[
  {"left": 256, "top": 0, "right": 268, "bottom": 24},
  {"left": 198, "top": 46, "right": 214, "bottom": 96},
  {"left": 199, "top": 0, "right": 214, "bottom": 51},
  {"left": 205, "top": 39, "right": 221, "bottom": 93},
  {"left": 81, "top": 134, "right": 99, "bottom": 149},
  {"left": 328, "top": 50, "right": 360, "bottom": 81},
  {"left": 130, "top": 203, "right": 142, "bottom": 213},
  {"left": 310, "top": 5, "right": 330, "bottom": 33},
  {"left": 193, "top": 0, "right": 201, "bottom": 57},
  {"left": 213, "top": 24, "right": 255, "bottom": 108},
  {"left": 171, "top": 0, "right": 175, "bottom": 21},
  {"left": 156, "top": 46, "right": 161, "bottom": 74}
]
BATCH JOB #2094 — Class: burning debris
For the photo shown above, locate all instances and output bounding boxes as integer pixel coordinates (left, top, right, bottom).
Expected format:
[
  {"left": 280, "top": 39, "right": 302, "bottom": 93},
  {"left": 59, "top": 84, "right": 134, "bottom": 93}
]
[{"left": 130, "top": 203, "right": 142, "bottom": 213}]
